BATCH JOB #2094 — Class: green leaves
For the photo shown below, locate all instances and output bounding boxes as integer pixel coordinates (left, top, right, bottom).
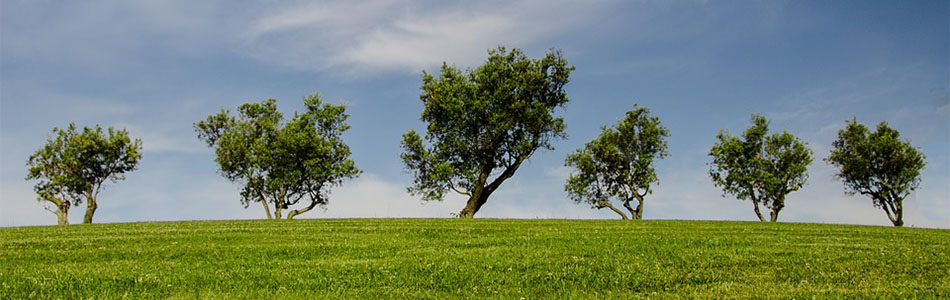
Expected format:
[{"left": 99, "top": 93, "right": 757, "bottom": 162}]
[
  {"left": 564, "top": 105, "right": 670, "bottom": 219},
  {"left": 26, "top": 123, "right": 142, "bottom": 224},
  {"left": 708, "top": 114, "right": 812, "bottom": 221},
  {"left": 195, "top": 93, "right": 360, "bottom": 219},
  {"left": 826, "top": 119, "right": 925, "bottom": 226},
  {"left": 402, "top": 46, "right": 573, "bottom": 217}
]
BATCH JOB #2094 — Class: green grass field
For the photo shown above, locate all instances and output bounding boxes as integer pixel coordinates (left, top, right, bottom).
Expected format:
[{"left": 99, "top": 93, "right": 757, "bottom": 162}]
[{"left": 1, "top": 219, "right": 947, "bottom": 299}]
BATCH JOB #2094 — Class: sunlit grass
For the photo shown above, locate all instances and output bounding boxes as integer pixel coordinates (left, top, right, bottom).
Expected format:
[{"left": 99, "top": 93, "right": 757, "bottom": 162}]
[{"left": 1, "top": 219, "right": 947, "bottom": 299}]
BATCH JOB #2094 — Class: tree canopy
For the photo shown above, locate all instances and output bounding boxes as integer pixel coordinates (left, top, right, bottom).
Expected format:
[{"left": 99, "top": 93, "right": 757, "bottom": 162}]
[
  {"left": 195, "top": 93, "right": 360, "bottom": 219},
  {"left": 565, "top": 105, "right": 670, "bottom": 220},
  {"left": 826, "top": 119, "right": 925, "bottom": 227},
  {"left": 709, "top": 114, "right": 812, "bottom": 222},
  {"left": 401, "top": 46, "right": 574, "bottom": 218},
  {"left": 26, "top": 123, "right": 142, "bottom": 224}
]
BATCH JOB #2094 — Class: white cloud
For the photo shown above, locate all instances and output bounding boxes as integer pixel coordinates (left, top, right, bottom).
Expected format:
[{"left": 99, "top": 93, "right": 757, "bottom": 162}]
[{"left": 241, "top": 0, "right": 613, "bottom": 74}]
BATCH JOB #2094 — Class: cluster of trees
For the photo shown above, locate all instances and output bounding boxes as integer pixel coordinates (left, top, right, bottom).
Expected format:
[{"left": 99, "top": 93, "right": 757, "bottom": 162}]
[
  {"left": 26, "top": 47, "right": 927, "bottom": 227},
  {"left": 26, "top": 124, "right": 142, "bottom": 224}
]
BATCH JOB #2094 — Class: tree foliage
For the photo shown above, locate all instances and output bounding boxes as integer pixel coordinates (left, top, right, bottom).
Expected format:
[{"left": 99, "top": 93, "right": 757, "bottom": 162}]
[
  {"left": 708, "top": 114, "right": 812, "bottom": 222},
  {"left": 26, "top": 123, "right": 142, "bottom": 224},
  {"left": 195, "top": 93, "right": 360, "bottom": 219},
  {"left": 564, "top": 105, "right": 669, "bottom": 220},
  {"left": 401, "top": 47, "right": 574, "bottom": 218},
  {"left": 826, "top": 119, "right": 925, "bottom": 227}
]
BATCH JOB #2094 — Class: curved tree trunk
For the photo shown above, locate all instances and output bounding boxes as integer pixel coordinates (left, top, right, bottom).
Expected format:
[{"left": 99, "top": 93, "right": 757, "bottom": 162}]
[
  {"left": 622, "top": 199, "right": 644, "bottom": 220},
  {"left": 893, "top": 200, "right": 903, "bottom": 227},
  {"left": 752, "top": 201, "right": 766, "bottom": 222},
  {"left": 458, "top": 158, "right": 525, "bottom": 218},
  {"left": 597, "top": 201, "right": 628, "bottom": 220},
  {"left": 261, "top": 200, "right": 273, "bottom": 219},
  {"left": 287, "top": 198, "right": 321, "bottom": 220},
  {"left": 45, "top": 195, "right": 70, "bottom": 225},
  {"left": 459, "top": 192, "right": 490, "bottom": 218}
]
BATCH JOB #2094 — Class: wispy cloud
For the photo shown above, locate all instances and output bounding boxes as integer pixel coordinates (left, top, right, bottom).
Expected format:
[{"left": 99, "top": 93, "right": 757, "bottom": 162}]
[{"left": 241, "top": 0, "right": 614, "bottom": 74}]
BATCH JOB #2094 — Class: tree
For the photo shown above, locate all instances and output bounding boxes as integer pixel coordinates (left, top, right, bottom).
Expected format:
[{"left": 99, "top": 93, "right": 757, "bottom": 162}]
[
  {"left": 826, "top": 119, "right": 925, "bottom": 227},
  {"left": 401, "top": 47, "right": 574, "bottom": 218},
  {"left": 195, "top": 93, "right": 360, "bottom": 219},
  {"left": 26, "top": 123, "right": 142, "bottom": 224},
  {"left": 564, "top": 105, "right": 670, "bottom": 220},
  {"left": 708, "top": 114, "right": 812, "bottom": 222}
]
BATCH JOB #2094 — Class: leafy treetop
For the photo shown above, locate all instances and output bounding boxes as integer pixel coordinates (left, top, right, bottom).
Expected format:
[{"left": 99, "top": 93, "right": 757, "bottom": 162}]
[
  {"left": 195, "top": 93, "right": 360, "bottom": 219},
  {"left": 401, "top": 46, "right": 573, "bottom": 217}
]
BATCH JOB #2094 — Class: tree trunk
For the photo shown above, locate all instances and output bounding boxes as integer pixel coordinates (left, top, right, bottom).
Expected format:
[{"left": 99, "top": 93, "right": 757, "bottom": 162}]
[
  {"left": 622, "top": 200, "right": 636, "bottom": 220},
  {"left": 458, "top": 167, "right": 494, "bottom": 218},
  {"left": 769, "top": 201, "right": 784, "bottom": 222},
  {"left": 622, "top": 199, "right": 644, "bottom": 220},
  {"left": 261, "top": 200, "right": 273, "bottom": 219},
  {"left": 459, "top": 192, "right": 490, "bottom": 218},
  {"left": 752, "top": 201, "right": 766, "bottom": 222},
  {"left": 45, "top": 195, "right": 70, "bottom": 225},
  {"left": 597, "top": 201, "right": 628, "bottom": 220},
  {"left": 893, "top": 201, "right": 903, "bottom": 227},
  {"left": 634, "top": 199, "right": 644, "bottom": 220},
  {"left": 83, "top": 197, "right": 97, "bottom": 224},
  {"left": 884, "top": 198, "right": 904, "bottom": 227},
  {"left": 55, "top": 203, "right": 70, "bottom": 225},
  {"left": 881, "top": 199, "right": 900, "bottom": 227},
  {"left": 287, "top": 198, "right": 320, "bottom": 220}
]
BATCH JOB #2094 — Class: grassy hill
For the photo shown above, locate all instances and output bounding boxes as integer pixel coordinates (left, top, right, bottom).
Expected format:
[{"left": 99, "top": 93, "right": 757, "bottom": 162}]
[{"left": 1, "top": 219, "right": 947, "bottom": 299}]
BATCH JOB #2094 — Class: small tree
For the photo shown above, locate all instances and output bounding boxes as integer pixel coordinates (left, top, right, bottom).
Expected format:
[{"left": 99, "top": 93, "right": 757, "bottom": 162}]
[
  {"left": 26, "top": 123, "right": 142, "bottom": 224},
  {"left": 195, "top": 93, "right": 360, "bottom": 219},
  {"left": 709, "top": 114, "right": 812, "bottom": 222},
  {"left": 401, "top": 47, "right": 573, "bottom": 218},
  {"left": 564, "top": 105, "right": 669, "bottom": 220},
  {"left": 826, "top": 119, "right": 925, "bottom": 227}
]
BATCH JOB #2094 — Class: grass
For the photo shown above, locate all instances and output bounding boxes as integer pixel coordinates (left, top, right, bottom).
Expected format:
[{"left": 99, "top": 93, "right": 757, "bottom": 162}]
[{"left": 1, "top": 219, "right": 947, "bottom": 299}]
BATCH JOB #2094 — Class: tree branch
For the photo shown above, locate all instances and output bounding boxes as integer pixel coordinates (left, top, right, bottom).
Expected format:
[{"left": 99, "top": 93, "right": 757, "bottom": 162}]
[
  {"left": 484, "top": 155, "right": 526, "bottom": 194},
  {"left": 597, "top": 200, "right": 628, "bottom": 220}
]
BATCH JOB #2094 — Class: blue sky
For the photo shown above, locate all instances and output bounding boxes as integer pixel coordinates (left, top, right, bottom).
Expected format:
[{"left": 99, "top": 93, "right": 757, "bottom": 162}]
[{"left": 1, "top": 0, "right": 947, "bottom": 227}]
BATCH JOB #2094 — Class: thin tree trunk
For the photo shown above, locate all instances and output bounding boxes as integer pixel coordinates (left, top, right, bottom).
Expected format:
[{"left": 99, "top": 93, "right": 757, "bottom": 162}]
[
  {"left": 622, "top": 200, "right": 636, "bottom": 220},
  {"left": 893, "top": 200, "right": 903, "bottom": 227},
  {"left": 597, "top": 201, "right": 628, "bottom": 220},
  {"left": 881, "top": 199, "right": 899, "bottom": 226},
  {"left": 752, "top": 201, "right": 766, "bottom": 222},
  {"left": 634, "top": 199, "right": 644, "bottom": 220},
  {"left": 261, "top": 200, "right": 273, "bottom": 219},
  {"left": 83, "top": 193, "right": 97, "bottom": 224},
  {"left": 287, "top": 198, "right": 320, "bottom": 220}
]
